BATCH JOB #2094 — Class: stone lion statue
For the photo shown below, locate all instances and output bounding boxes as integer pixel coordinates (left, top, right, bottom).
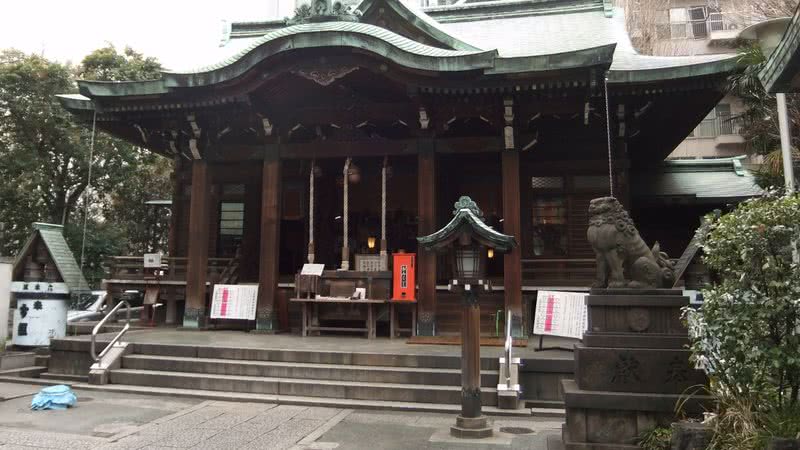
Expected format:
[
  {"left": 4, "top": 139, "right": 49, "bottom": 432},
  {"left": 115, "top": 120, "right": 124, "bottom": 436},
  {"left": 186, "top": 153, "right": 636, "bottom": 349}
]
[{"left": 587, "top": 197, "right": 675, "bottom": 289}]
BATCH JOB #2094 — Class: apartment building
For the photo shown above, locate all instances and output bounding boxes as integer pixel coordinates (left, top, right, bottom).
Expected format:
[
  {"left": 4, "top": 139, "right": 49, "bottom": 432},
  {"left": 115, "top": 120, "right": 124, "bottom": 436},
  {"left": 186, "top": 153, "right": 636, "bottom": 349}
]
[{"left": 649, "top": 0, "right": 761, "bottom": 160}]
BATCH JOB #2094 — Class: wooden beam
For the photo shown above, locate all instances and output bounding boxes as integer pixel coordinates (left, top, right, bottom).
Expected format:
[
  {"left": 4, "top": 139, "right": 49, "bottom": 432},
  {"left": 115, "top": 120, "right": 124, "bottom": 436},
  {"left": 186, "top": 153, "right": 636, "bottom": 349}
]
[
  {"left": 417, "top": 141, "right": 437, "bottom": 336},
  {"left": 502, "top": 149, "right": 523, "bottom": 337},
  {"left": 183, "top": 159, "right": 210, "bottom": 328},
  {"left": 256, "top": 149, "right": 282, "bottom": 331}
]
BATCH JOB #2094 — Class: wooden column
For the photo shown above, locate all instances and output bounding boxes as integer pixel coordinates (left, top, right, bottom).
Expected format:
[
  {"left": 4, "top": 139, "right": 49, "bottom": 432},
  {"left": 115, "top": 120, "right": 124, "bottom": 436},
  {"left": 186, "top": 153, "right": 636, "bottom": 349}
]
[
  {"left": 502, "top": 98, "right": 524, "bottom": 337},
  {"left": 256, "top": 149, "right": 281, "bottom": 332},
  {"left": 165, "top": 156, "right": 182, "bottom": 325},
  {"left": 167, "top": 156, "right": 182, "bottom": 258},
  {"left": 183, "top": 159, "right": 210, "bottom": 328},
  {"left": 502, "top": 149, "right": 523, "bottom": 337},
  {"left": 417, "top": 141, "right": 437, "bottom": 336}
]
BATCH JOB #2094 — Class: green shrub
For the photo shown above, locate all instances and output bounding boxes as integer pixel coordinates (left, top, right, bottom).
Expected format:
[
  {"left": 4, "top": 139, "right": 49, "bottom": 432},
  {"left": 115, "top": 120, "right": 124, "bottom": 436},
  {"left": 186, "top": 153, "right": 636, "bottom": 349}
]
[
  {"left": 638, "top": 426, "right": 672, "bottom": 450},
  {"left": 686, "top": 193, "right": 800, "bottom": 408}
]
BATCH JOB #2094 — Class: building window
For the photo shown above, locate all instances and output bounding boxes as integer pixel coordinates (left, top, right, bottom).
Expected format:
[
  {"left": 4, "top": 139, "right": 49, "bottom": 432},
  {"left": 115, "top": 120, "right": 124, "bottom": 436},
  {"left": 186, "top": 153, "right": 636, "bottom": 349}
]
[
  {"left": 715, "top": 104, "right": 734, "bottom": 135},
  {"left": 669, "top": 8, "right": 689, "bottom": 39},
  {"left": 218, "top": 202, "right": 244, "bottom": 257},
  {"left": 689, "top": 103, "right": 738, "bottom": 138},
  {"left": 668, "top": 6, "right": 714, "bottom": 39},
  {"left": 531, "top": 197, "right": 567, "bottom": 257}
]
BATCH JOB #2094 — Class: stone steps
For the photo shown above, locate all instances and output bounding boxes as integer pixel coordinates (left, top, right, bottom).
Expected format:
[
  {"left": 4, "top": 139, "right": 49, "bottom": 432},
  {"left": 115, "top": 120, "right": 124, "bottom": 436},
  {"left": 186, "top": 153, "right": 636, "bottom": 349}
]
[
  {"left": 121, "top": 354, "right": 499, "bottom": 386},
  {"left": 0, "top": 366, "right": 47, "bottom": 378},
  {"left": 128, "top": 342, "right": 500, "bottom": 370},
  {"left": 39, "top": 372, "right": 88, "bottom": 383},
  {"left": 109, "top": 369, "right": 499, "bottom": 405}
]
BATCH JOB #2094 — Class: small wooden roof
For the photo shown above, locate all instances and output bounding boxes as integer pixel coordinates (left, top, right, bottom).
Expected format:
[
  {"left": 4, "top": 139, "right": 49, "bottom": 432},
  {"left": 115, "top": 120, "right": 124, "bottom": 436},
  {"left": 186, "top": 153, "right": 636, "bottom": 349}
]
[{"left": 13, "top": 223, "right": 90, "bottom": 293}]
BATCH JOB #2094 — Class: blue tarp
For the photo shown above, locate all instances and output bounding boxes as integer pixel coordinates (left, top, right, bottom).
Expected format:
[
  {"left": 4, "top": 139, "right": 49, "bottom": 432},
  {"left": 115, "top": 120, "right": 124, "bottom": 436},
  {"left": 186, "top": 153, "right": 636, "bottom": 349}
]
[{"left": 31, "top": 385, "right": 77, "bottom": 410}]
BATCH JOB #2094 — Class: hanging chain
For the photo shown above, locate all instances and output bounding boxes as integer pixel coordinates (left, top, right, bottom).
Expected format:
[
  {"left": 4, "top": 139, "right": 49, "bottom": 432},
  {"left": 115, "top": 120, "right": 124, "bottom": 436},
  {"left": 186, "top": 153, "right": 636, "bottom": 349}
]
[
  {"left": 604, "top": 73, "right": 615, "bottom": 198},
  {"left": 79, "top": 110, "right": 97, "bottom": 272}
]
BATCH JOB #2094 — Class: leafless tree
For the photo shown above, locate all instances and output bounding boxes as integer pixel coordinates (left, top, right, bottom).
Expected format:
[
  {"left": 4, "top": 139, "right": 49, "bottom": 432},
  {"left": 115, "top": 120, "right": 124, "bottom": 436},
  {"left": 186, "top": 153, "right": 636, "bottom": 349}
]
[{"left": 615, "top": 0, "right": 696, "bottom": 56}]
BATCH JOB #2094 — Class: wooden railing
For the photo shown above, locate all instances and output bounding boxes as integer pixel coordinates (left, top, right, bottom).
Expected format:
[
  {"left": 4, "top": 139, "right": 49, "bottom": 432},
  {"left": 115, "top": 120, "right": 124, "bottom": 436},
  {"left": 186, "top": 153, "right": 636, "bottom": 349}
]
[
  {"left": 105, "top": 256, "right": 233, "bottom": 284},
  {"left": 521, "top": 258, "right": 596, "bottom": 287}
]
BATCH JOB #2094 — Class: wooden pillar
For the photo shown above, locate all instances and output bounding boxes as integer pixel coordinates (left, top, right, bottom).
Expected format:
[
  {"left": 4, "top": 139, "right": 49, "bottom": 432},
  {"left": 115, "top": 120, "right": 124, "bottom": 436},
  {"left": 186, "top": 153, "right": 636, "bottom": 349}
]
[
  {"left": 183, "top": 159, "right": 210, "bottom": 328},
  {"left": 167, "top": 156, "right": 182, "bottom": 258},
  {"left": 502, "top": 150, "right": 524, "bottom": 337},
  {"left": 256, "top": 150, "right": 281, "bottom": 332},
  {"left": 165, "top": 156, "right": 182, "bottom": 325},
  {"left": 461, "top": 291, "right": 482, "bottom": 417},
  {"left": 417, "top": 141, "right": 437, "bottom": 336},
  {"left": 502, "top": 97, "right": 524, "bottom": 337}
]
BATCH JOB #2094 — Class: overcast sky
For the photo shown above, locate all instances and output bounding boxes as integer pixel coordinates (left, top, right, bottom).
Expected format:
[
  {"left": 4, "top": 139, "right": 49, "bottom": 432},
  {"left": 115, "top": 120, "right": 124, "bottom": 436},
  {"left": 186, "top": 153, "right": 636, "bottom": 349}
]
[{"left": 0, "top": 0, "right": 300, "bottom": 70}]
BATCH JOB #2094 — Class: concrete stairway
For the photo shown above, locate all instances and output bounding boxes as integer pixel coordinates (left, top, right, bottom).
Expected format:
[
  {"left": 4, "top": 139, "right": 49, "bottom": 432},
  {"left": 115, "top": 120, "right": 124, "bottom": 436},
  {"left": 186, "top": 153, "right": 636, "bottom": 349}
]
[{"left": 108, "top": 345, "right": 501, "bottom": 406}]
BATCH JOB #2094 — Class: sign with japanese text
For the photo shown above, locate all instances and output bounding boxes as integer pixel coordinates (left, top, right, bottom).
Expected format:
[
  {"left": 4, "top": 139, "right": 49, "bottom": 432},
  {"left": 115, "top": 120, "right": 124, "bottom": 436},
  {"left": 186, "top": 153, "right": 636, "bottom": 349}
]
[
  {"left": 210, "top": 284, "right": 258, "bottom": 320},
  {"left": 532, "top": 290, "right": 588, "bottom": 340}
]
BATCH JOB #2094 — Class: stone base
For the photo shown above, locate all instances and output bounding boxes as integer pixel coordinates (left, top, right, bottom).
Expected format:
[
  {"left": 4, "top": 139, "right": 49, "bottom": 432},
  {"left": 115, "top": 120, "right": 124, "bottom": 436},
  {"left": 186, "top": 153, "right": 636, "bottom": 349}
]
[
  {"left": 416, "top": 317, "right": 436, "bottom": 337},
  {"left": 562, "top": 288, "right": 710, "bottom": 449},
  {"left": 255, "top": 316, "right": 278, "bottom": 332},
  {"left": 181, "top": 308, "right": 207, "bottom": 329},
  {"left": 450, "top": 415, "right": 493, "bottom": 439},
  {"left": 497, "top": 390, "right": 520, "bottom": 410}
]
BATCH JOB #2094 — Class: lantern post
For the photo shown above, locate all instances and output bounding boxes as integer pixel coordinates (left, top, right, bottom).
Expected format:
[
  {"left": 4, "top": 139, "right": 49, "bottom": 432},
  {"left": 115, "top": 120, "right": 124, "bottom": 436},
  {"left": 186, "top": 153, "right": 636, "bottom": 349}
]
[{"left": 418, "top": 196, "right": 517, "bottom": 438}]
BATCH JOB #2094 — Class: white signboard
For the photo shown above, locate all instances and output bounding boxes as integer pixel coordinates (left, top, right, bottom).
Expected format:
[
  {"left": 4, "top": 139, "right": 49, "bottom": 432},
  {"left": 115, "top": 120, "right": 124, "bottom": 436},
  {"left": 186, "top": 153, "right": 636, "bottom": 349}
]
[
  {"left": 300, "top": 264, "right": 325, "bottom": 276},
  {"left": 210, "top": 285, "right": 258, "bottom": 320},
  {"left": 532, "top": 290, "right": 588, "bottom": 340}
]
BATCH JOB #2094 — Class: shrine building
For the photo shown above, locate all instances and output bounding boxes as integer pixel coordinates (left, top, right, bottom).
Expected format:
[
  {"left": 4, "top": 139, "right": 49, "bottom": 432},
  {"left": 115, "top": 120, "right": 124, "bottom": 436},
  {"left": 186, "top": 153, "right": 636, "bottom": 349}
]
[{"left": 58, "top": 0, "right": 746, "bottom": 338}]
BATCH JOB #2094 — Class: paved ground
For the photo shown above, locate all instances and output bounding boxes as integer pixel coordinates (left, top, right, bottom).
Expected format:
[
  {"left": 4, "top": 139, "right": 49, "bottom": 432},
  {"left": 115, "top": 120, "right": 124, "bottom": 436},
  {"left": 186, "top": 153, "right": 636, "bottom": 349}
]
[{"left": 0, "top": 382, "right": 563, "bottom": 449}]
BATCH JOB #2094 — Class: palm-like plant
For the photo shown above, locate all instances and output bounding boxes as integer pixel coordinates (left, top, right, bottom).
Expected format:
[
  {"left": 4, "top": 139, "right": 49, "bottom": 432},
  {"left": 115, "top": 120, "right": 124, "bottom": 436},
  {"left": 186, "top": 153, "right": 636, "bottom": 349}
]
[{"left": 729, "top": 44, "right": 799, "bottom": 188}]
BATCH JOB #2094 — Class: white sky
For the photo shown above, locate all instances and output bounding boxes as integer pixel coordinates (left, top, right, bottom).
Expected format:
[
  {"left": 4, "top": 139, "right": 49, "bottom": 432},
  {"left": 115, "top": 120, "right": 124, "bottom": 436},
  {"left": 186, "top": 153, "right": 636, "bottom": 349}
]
[{"left": 0, "top": 0, "right": 300, "bottom": 70}]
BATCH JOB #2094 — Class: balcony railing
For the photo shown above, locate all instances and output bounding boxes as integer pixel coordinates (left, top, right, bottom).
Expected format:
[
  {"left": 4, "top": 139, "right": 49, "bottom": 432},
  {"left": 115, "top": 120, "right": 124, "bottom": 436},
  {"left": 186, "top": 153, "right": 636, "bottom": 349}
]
[
  {"left": 665, "top": 12, "right": 758, "bottom": 40},
  {"left": 690, "top": 115, "right": 742, "bottom": 139},
  {"left": 105, "top": 256, "right": 233, "bottom": 284}
]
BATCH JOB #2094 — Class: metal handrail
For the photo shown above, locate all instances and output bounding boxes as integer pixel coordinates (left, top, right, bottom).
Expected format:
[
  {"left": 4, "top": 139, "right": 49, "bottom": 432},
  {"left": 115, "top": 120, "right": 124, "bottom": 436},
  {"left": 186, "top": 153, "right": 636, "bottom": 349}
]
[
  {"left": 504, "top": 310, "right": 513, "bottom": 387},
  {"left": 91, "top": 300, "right": 131, "bottom": 363}
]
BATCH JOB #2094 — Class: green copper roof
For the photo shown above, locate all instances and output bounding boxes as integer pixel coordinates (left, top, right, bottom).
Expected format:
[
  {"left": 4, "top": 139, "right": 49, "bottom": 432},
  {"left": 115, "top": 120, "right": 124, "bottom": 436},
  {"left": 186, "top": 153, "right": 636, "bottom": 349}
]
[
  {"left": 63, "top": 0, "right": 738, "bottom": 104},
  {"left": 759, "top": 3, "right": 800, "bottom": 93},
  {"left": 432, "top": 3, "right": 739, "bottom": 82},
  {"left": 13, "top": 223, "right": 90, "bottom": 293},
  {"left": 358, "top": 0, "right": 482, "bottom": 51},
  {"left": 78, "top": 21, "right": 497, "bottom": 98},
  {"left": 418, "top": 197, "right": 518, "bottom": 253},
  {"left": 632, "top": 156, "right": 764, "bottom": 203}
]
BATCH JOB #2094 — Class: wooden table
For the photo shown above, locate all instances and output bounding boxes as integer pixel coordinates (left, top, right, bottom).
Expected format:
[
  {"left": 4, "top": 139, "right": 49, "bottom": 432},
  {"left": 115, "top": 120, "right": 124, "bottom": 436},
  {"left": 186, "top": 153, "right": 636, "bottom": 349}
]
[
  {"left": 290, "top": 297, "right": 387, "bottom": 339},
  {"left": 389, "top": 300, "right": 417, "bottom": 339}
]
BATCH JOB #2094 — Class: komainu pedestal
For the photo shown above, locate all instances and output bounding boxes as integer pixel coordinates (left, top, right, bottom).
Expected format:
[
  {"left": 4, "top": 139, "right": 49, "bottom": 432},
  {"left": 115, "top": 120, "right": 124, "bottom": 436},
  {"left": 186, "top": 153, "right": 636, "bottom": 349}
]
[{"left": 559, "top": 289, "right": 710, "bottom": 450}]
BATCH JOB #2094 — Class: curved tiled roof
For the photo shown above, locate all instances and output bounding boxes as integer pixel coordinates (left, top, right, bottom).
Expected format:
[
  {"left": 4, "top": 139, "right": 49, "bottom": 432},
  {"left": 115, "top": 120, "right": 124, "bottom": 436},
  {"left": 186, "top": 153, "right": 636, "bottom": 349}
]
[
  {"left": 436, "top": 4, "right": 738, "bottom": 83},
  {"left": 177, "top": 21, "right": 488, "bottom": 74},
  {"left": 759, "top": 4, "right": 800, "bottom": 93},
  {"left": 68, "top": 0, "right": 739, "bottom": 101},
  {"left": 78, "top": 21, "right": 497, "bottom": 97}
]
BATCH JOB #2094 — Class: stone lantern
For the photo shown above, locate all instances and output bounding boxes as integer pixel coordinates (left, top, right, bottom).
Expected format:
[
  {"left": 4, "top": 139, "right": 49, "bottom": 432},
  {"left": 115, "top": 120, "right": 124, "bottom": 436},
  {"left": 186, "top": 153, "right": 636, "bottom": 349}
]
[{"left": 417, "top": 196, "right": 517, "bottom": 439}]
